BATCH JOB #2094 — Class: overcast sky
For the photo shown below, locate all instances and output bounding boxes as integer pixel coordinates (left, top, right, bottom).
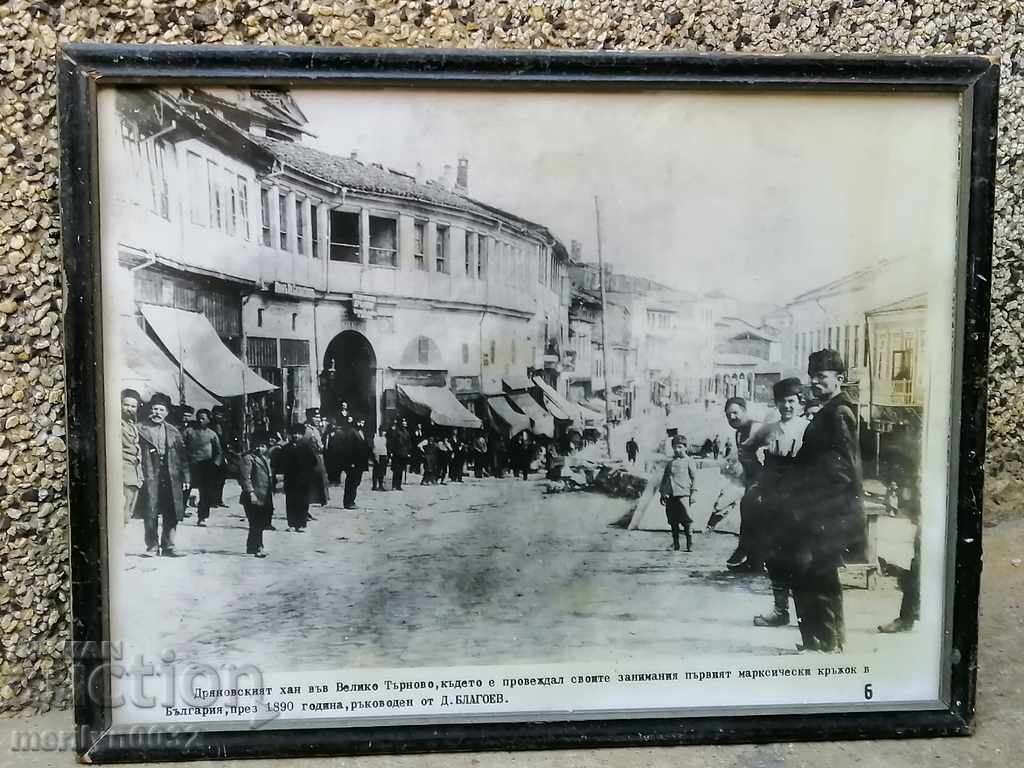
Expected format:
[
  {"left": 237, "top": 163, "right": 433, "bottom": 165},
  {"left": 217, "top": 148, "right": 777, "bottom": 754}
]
[{"left": 294, "top": 88, "right": 961, "bottom": 306}]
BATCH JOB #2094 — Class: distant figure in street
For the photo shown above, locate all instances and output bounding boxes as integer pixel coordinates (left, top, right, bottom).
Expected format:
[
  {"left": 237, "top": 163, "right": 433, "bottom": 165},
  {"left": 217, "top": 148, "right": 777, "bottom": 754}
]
[
  {"left": 472, "top": 432, "right": 488, "bottom": 478},
  {"left": 407, "top": 425, "right": 423, "bottom": 476},
  {"left": 723, "top": 397, "right": 762, "bottom": 571},
  {"left": 712, "top": 435, "right": 721, "bottom": 460},
  {"left": 137, "top": 392, "right": 189, "bottom": 557},
  {"left": 436, "top": 435, "right": 452, "bottom": 484},
  {"left": 303, "top": 407, "right": 330, "bottom": 508},
  {"left": 209, "top": 405, "right": 228, "bottom": 507},
  {"left": 449, "top": 433, "right": 466, "bottom": 482},
  {"left": 341, "top": 419, "right": 370, "bottom": 509},
  {"left": 659, "top": 437, "right": 697, "bottom": 552},
  {"left": 420, "top": 435, "right": 439, "bottom": 485},
  {"left": 791, "top": 349, "right": 865, "bottom": 652},
  {"left": 239, "top": 437, "right": 274, "bottom": 558},
  {"left": 625, "top": 436, "right": 639, "bottom": 464},
  {"left": 513, "top": 431, "right": 533, "bottom": 480},
  {"left": 389, "top": 420, "right": 411, "bottom": 490},
  {"left": 324, "top": 418, "right": 345, "bottom": 484},
  {"left": 185, "top": 408, "right": 222, "bottom": 527},
  {"left": 121, "top": 388, "right": 143, "bottom": 526},
  {"left": 372, "top": 426, "right": 389, "bottom": 491},
  {"left": 276, "top": 422, "right": 318, "bottom": 532}
]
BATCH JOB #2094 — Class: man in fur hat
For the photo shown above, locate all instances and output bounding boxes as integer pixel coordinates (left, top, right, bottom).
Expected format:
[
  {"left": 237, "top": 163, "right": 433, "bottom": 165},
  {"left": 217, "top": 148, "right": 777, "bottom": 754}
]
[
  {"left": 741, "top": 377, "right": 809, "bottom": 628},
  {"left": 137, "top": 392, "right": 190, "bottom": 556},
  {"left": 790, "top": 349, "right": 865, "bottom": 652}
]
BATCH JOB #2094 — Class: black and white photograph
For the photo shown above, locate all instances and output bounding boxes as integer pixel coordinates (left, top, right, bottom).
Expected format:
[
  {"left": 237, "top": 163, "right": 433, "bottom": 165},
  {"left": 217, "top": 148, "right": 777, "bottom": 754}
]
[{"left": 90, "top": 72, "right": 971, "bottom": 737}]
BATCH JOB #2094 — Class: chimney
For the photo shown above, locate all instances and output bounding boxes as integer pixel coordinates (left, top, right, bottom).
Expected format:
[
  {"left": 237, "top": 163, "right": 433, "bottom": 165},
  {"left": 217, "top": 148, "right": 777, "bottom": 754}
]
[
  {"left": 415, "top": 162, "right": 425, "bottom": 185},
  {"left": 455, "top": 157, "right": 469, "bottom": 194},
  {"left": 440, "top": 164, "right": 454, "bottom": 190},
  {"left": 570, "top": 239, "right": 583, "bottom": 262}
]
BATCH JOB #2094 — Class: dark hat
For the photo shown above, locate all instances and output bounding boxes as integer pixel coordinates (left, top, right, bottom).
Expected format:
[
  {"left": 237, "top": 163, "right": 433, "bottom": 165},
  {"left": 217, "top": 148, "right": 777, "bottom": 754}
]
[
  {"left": 671, "top": 436, "right": 686, "bottom": 448},
  {"left": 180, "top": 404, "right": 195, "bottom": 415},
  {"left": 195, "top": 408, "right": 211, "bottom": 420},
  {"left": 808, "top": 348, "right": 847, "bottom": 376},
  {"left": 148, "top": 392, "right": 172, "bottom": 410},
  {"left": 666, "top": 427, "right": 678, "bottom": 435},
  {"left": 120, "top": 387, "right": 142, "bottom": 403},
  {"left": 772, "top": 377, "right": 804, "bottom": 400},
  {"left": 724, "top": 396, "right": 747, "bottom": 411}
]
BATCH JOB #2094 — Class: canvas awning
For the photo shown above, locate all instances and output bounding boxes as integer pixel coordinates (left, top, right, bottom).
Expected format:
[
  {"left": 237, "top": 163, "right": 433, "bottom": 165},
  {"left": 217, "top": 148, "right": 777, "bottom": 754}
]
[
  {"left": 509, "top": 392, "right": 554, "bottom": 438},
  {"left": 140, "top": 305, "right": 277, "bottom": 398},
  {"left": 487, "top": 396, "right": 531, "bottom": 437},
  {"left": 502, "top": 374, "right": 534, "bottom": 392},
  {"left": 398, "top": 384, "right": 482, "bottom": 429},
  {"left": 120, "top": 318, "right": 220, "bottom": 410},
  {"left": 532, "top": 376, "right": 577, "bottom": 422}
]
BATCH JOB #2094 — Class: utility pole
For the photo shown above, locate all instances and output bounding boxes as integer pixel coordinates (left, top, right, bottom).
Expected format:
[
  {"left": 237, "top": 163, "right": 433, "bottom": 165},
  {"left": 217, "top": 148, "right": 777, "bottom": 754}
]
[{"left": 594, "top": 196, "right": 612, "bottom": 459}]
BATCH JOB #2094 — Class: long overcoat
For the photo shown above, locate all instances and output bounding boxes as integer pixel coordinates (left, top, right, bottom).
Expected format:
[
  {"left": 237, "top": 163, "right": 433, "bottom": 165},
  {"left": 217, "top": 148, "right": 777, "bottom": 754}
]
[
  {"left": 137, "top": 421, "right": 190, "bottom": 523},
  {"left": 793, "top": 391, "right": 865, "bottom": 569}
]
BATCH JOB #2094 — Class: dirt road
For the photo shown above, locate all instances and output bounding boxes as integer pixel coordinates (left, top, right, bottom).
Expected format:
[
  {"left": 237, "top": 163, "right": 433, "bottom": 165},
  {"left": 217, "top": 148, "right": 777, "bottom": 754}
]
[{"left": 119, "top": 471, "right": 901, "bottom": 674}]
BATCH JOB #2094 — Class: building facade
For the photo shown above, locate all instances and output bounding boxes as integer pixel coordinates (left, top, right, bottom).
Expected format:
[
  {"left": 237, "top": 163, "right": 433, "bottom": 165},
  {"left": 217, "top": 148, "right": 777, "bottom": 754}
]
[{"left": 106, "top": 87, "right": 572, "bottom": 441}]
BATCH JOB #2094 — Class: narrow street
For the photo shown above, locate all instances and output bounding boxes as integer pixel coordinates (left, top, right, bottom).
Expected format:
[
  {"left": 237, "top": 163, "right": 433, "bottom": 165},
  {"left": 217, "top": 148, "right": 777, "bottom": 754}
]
[{"left": 120, "top": 454, "right": 904, "bottom": 675}]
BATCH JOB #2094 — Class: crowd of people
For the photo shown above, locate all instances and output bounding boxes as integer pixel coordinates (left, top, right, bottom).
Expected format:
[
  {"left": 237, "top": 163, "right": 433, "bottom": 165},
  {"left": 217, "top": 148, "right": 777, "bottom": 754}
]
[{"left": 120, "top": 394, "right": 573, "bottom": 561}]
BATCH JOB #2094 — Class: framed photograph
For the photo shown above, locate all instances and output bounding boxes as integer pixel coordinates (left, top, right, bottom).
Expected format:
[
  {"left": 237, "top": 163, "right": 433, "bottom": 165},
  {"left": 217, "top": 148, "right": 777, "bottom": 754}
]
[{"left": 59, "top": 45, "right": 997, "bottom": 762}]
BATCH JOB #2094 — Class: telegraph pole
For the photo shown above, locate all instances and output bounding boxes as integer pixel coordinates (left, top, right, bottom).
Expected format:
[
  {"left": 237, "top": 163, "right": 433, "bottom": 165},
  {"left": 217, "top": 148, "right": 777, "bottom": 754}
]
[{"left": 594, "top": 196, "right": 612, "bottom": 459}]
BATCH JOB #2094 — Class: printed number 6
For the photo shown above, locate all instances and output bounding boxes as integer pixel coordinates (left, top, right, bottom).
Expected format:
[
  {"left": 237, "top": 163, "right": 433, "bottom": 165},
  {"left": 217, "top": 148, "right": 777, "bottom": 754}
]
[{"left": 864, "top": 684, "right": 873, "bottom": 700}]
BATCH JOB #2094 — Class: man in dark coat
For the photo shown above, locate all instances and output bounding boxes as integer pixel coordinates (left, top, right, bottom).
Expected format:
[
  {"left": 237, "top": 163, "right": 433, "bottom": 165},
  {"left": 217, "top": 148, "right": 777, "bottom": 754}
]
[
  {"left": 625, "top": 437, "right": 639, "bottom": 464},
  {"left": 239, "top": 437, "right": 274, "bottom": 557},
  {"left": 137, "top": 392, "right": 190, "bottom": 556},
  {"left": 388, "top": 420, "right": 411, "bottom": 490},
  {"left": 790, "top": 349, "right": 865, "bottom": 652},
  {"left": 275, "top": 422, "right": 318, "bottom": 532},
  {"left": 341, "top": 419, "right": 371, "bottom": 509}
]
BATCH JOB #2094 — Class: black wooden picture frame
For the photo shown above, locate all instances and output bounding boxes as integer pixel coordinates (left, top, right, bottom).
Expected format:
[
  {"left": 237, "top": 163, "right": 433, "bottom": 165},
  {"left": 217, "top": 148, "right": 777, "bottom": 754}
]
[{"left": 57, "top": 44, "right": 997, "bottom": 763}]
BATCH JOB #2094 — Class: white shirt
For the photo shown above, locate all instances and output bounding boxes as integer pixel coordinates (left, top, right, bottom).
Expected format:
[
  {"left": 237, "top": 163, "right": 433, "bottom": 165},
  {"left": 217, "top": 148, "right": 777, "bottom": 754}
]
[{"left": 373, "top": 434, "right": 388, "bottom": 456}]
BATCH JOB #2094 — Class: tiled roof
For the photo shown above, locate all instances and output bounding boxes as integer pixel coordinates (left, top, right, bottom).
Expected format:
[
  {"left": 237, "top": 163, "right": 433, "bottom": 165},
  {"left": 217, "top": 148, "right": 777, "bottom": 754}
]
[{"left": 254, "top": 136, "right": 554, "bottom": 240}]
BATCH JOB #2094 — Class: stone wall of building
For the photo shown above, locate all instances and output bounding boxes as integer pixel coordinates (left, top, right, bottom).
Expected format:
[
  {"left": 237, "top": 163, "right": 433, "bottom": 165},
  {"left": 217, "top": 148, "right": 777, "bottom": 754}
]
[{"left": 0, "top": 0, "right": 1019, "bottom": 714}]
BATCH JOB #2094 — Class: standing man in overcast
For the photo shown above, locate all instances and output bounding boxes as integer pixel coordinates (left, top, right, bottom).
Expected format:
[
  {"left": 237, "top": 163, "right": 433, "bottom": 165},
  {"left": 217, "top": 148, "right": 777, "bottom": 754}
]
[
  {"left": 137, "top": 392, "right": 189, "bottom": 556},
  {"left": 791, "top": 349, "right": 865, "bottom": 652}
]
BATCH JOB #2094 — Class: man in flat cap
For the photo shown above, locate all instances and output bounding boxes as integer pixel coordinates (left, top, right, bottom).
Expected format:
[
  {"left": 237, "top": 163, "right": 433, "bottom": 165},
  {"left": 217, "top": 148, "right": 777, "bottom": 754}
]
[
  {"left": 791, "top": 349, "right": 865, "bottom": 652},
  {"left": 137, "top": 392, "right": 190, "bottom": 556},
  {"left": 741, "top": 377, "right": 810, "bottom": 629}
]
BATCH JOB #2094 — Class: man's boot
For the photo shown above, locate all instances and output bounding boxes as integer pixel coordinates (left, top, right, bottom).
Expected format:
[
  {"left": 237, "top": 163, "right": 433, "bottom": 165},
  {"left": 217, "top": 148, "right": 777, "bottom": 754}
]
[{"left": 753, "top": 587, "right": 790, "bottom": 627}]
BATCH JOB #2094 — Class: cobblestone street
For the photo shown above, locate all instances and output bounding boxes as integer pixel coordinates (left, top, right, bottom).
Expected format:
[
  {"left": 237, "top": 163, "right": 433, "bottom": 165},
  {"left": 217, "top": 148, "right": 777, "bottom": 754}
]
[{"left": 119, "top": 457, "right": 905, "bottom": 675}]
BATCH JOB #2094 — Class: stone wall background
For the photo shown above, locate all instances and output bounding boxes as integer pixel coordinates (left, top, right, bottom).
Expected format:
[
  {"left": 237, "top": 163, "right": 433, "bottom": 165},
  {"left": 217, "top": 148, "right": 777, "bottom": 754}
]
[{"left": 0, "top": 0, "right": 1020, "bottom": 714}]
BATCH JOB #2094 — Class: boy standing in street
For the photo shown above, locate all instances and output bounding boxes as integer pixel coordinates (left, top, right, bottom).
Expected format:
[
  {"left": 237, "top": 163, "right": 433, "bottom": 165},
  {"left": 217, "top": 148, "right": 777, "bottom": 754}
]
[{"left": 659, "top": 437, "right": 698, "bottom": 552}]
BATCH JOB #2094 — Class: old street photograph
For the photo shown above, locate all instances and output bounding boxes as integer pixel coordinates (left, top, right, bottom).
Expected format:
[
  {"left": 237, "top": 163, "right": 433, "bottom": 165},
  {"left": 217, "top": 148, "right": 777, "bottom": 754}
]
[{"left": 102, "top": 86, "right": 956, "bottom": 675}]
